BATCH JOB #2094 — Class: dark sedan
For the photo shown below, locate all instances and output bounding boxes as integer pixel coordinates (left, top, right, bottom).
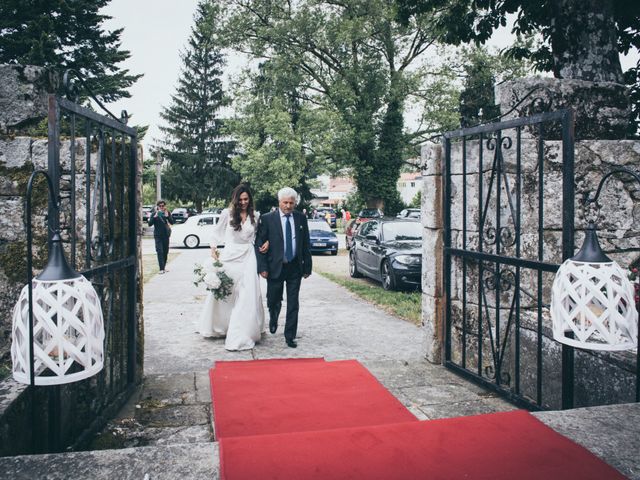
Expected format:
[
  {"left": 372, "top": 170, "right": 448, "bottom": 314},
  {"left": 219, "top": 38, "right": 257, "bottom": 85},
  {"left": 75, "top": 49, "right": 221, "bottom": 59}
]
[
  {"left": 308, "top": 219, "right": 339, "bottom": 255},
  {"left": 349, "top": 218, "right": 422, "bottom": 290}
]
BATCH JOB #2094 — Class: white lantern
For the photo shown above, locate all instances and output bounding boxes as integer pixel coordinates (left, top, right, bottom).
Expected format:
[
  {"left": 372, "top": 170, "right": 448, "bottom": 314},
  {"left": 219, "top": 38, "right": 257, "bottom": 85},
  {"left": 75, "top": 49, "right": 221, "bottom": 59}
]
[
  {"left": 11, "top": 233, "right": 105, "bottom": 385},
  {"left": 551, "top": 227, "right": 638, "bottom": 351}
]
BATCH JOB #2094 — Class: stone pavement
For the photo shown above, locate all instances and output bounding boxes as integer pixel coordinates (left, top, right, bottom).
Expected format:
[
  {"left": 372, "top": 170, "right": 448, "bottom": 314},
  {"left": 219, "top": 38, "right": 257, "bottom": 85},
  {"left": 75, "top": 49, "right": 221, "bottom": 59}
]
[{"left": 1, "top": 242, "right": 638, "bottom": 479}]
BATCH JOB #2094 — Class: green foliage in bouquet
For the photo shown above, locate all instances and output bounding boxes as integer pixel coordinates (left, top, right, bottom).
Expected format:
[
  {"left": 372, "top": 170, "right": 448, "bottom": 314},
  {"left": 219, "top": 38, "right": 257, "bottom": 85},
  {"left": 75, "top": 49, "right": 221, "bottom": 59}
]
[{"left": 194, "top": 258, "right": 234, "bottom": 300}]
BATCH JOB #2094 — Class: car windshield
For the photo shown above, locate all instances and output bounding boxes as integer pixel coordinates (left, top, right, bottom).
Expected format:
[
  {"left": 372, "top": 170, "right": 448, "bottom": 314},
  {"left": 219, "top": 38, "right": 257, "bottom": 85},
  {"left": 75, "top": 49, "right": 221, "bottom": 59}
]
[
  {"left": 382, "top": 221, "right": 422, "bottom": 241},
  {"left": 309, "top": 221, "right": 332, "bottom": 232},
  {"left": 359, "top": 209, "right": 379, "bottom": 217}
]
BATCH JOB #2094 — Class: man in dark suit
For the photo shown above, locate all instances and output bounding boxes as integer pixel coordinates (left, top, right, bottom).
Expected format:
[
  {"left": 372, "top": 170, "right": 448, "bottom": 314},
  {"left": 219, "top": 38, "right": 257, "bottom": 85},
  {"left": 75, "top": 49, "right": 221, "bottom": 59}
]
[
  {"left": 256, "top": 187, "right": 312, "bottom": 348},
  {"left": 148, "top": 199, "right": 174, "bottom": 274}
]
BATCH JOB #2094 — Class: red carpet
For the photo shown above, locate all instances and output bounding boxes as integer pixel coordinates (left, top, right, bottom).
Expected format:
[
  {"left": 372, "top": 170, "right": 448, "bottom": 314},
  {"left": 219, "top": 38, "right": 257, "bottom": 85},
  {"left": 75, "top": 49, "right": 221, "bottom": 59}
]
[
  {"left": 219, "top": 410, "right": 627, "bottom": 480},
  {"left": 210, "top": 358, "right": 417, "bottom": 439},
  {"left": 211, "top": 359, "right": 626, "bottom": 479}
]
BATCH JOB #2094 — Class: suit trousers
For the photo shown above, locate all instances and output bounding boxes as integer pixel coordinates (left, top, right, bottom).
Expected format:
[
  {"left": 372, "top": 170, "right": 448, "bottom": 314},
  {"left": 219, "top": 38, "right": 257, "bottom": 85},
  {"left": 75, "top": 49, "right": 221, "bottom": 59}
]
[
  {"left": 267, "top": 260, "right": 302, "bottom": 342},
  {"left": 154, "top": 236, "right": 170, "bottom": 271}
]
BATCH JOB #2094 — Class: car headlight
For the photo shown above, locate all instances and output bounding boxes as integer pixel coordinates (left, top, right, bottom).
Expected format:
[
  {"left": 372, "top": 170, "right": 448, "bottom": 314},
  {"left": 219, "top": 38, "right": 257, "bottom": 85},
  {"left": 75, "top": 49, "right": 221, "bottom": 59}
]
[{"left": 394, "top": 254, "right": 421, "bottom": 265}]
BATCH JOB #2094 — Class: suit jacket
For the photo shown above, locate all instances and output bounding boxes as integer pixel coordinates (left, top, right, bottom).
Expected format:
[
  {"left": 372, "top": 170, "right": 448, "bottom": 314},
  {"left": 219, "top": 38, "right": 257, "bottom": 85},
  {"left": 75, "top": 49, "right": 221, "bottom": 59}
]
[{"left": 256, "top": 209, "right": 312, "bottom": 279}]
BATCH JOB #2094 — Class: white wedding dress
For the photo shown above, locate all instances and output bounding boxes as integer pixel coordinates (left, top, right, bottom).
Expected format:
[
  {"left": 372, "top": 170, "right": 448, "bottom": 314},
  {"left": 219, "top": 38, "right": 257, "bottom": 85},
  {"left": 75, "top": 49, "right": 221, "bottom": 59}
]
[{"left": 198, "top": 209, "right": 265, "bottom": 350}]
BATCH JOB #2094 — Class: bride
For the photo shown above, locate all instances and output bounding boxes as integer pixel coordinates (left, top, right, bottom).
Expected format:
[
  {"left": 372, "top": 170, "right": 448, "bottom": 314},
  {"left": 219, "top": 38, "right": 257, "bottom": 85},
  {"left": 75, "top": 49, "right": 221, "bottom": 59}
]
[{"left": 198, "top": 184, "right": 267, "bottom": 350}]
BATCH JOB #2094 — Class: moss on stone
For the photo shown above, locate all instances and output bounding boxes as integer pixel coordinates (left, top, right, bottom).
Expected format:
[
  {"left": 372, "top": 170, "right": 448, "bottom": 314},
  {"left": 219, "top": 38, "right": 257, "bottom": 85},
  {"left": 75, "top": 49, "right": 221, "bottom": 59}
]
[
  {"left": 0, "top": 163, "right": 50, "bottom": 208},
  {"left": 0, "top": 358, "right": 11, "bottom": 381},
  {"left": 0, "top": 239, "right": 47, "bottom": 283}
]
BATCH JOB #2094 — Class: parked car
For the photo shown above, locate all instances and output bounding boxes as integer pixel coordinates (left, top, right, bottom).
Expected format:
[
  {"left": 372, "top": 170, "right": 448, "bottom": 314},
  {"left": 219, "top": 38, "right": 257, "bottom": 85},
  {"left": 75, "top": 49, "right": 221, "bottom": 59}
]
[
  {"left": 203, "top": 207, "right": 223, "bottom": 214},
  {"left": 308, "top": 219, "right": 339, "bottom": 255},
  {"left": 315, "top": 207, "right": 337, "bottom": 228},
  {"left": 397, "top": 208, "right": 421, "bottom": 219},
  {"left": 171, "top": 207, "right": 190, "bottom": 224},
  {"left": 356, "top": 208, "right": 384, "bottom": 224},
  {"left": 349, "top": 218, "right": 422, "bottom": 291},
  {"left": 345, "top": 219, "right": 361, "bottom": 250},
  {"left": 169, "top": 213, "right": 221, "bottom": 248},
  {"left": 142, "top": 205, "right": 154, "bottom": 223}
]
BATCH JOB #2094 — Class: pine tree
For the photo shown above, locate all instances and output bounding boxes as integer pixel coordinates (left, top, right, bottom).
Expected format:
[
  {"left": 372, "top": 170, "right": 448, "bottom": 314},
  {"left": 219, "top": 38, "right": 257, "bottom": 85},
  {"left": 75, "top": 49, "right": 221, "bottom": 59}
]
[
  {"left": 0, "top": 0, "right": 140, "bottom": 102},
  {"left": 159, "top": 0, "right": 238, "bottom": 211}
]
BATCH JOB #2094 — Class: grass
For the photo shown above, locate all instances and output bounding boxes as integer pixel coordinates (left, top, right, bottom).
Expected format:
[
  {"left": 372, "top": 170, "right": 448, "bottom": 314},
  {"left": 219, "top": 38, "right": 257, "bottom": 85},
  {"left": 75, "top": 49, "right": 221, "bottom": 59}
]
[
  {"left": 142, "top": 253, "right": 179, "bottom": 284},
  {"left": 317, "top": 271, "right": 422, "bottom": 325}
]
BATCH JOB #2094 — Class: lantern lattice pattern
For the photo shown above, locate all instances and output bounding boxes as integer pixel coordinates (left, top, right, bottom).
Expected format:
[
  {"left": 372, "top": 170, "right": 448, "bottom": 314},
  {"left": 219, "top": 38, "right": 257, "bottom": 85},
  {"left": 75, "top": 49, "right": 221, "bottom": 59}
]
[
  {"left": 11, "top": 276, "right": 105, "bottom": 385},
  {"left": 551, "top": 259, "right": 638, "bottom": 351}
]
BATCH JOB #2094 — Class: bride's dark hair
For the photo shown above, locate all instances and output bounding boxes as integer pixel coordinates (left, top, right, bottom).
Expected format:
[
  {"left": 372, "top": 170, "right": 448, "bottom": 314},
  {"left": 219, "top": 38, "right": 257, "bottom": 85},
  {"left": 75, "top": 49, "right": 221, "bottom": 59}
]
[{"left": 229, "top": 183, "right": 256, "bottom": 231}]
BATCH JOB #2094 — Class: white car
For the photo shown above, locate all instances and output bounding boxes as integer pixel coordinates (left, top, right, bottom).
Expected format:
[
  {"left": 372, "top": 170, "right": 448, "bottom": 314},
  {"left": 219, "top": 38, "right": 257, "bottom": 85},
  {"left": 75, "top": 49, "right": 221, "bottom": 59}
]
[{"left": 169, "top": 213, "right": 221, "bottom": 248}]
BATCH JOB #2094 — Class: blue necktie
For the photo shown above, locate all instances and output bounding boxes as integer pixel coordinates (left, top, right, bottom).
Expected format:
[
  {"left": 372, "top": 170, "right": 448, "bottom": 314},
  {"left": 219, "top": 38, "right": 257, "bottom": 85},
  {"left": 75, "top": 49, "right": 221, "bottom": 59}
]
[{"left": 285, "top": 214, "right": 294, "bottom": 262}]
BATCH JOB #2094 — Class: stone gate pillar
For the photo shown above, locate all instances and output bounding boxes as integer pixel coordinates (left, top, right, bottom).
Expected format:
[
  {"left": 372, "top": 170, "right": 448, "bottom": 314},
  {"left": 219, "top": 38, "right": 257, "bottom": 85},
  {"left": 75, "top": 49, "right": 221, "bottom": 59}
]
[{"left": 420, "top": 141, "right": 445, "bottom": 363}]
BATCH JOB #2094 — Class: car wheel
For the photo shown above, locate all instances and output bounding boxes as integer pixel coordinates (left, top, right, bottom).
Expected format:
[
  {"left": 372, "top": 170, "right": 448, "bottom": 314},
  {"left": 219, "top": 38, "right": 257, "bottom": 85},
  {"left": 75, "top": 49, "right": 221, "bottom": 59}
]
[
  {"left": 349, "top": 250, "right": 362, "bottom": 278},
  {"left": 381, "top": 259, "right": 396, "bottom": 291},
  {"left": 184, "top": 235, "right": 200, "bottom": 249},
  {"left": 331, "top": 250, "right": 338, "bottom": 256}
]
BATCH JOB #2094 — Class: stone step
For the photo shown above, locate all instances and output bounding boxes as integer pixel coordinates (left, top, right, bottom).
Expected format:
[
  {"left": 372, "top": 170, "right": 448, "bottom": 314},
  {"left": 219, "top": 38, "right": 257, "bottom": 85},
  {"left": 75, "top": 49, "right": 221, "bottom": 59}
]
[
  {"left": 90, "top": 372, "right": 213, "bottom": 450},
  {"left": 0, "top": 442, "right": 220, "bottom": 480}
]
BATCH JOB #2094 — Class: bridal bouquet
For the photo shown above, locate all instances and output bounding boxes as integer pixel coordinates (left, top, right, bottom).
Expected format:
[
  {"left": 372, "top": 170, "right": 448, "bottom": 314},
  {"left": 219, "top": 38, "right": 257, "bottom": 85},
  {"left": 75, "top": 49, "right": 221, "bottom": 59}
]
[{"left": 193, "top": 257, "right": 233, "bottom": 300}]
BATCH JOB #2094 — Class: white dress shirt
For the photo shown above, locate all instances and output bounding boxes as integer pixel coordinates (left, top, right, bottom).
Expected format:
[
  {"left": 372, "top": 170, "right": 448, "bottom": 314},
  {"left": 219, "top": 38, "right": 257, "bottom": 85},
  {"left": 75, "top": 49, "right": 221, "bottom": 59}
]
[{"left": 279, "top": 209, "right": 297, "bottom": 259}]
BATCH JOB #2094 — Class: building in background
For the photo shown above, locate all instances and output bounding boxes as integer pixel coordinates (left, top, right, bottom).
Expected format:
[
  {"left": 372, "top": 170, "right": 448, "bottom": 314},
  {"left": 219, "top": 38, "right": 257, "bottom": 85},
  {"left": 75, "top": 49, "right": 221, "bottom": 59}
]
[
  {"left": 397, "top": 172, "right": 422, "bottom": 205},
  {"left": 310, "top": 175, "right": 356, "bottom": 208}
]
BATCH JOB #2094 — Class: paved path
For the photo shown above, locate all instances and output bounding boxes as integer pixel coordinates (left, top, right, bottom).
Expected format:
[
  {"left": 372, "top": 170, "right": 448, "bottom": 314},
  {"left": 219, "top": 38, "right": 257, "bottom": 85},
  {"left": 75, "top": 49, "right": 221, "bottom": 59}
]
[{"left": 2, "top": 241, "right": 638, "bottom": 479}]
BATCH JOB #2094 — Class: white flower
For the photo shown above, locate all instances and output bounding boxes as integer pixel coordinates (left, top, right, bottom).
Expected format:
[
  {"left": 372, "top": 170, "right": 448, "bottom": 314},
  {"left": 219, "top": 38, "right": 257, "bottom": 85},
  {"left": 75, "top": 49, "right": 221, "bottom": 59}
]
[{"left": 204, "top": 272, "right": 221, "bottom": 290}]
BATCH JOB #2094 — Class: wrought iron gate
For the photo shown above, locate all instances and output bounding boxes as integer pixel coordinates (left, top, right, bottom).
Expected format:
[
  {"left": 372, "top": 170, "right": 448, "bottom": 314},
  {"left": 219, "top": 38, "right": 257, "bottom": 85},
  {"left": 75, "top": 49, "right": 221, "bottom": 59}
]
[
  {"left": 442, "top": 109, "right": 575, "bottom": 410},
  {"left": 38, "top": 72, "right": 139, "bottom": 450}
]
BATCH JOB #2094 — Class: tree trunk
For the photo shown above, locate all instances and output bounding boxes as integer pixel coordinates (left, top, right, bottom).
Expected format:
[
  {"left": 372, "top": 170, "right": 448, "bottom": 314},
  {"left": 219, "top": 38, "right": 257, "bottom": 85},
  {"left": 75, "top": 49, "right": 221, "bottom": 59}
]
[{"left": 550, "top": 0, "right": 623, "bottom": 83}]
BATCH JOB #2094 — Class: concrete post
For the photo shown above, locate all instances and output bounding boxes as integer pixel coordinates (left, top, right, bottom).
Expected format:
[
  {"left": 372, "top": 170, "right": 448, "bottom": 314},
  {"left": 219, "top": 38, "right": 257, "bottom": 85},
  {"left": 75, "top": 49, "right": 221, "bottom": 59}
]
[{"left": 155, "top": 150, "right": 162, "bottom": 201}]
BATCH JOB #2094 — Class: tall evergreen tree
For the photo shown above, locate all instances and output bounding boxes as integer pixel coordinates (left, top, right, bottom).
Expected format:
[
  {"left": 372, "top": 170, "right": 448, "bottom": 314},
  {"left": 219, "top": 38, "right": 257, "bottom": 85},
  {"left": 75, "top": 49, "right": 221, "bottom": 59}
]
[
  {"left": 0, "top": 0, "right": 140, "bottom": 102},
  {"left": 159, "top": 0, "right": 238, "bottom": 211}
]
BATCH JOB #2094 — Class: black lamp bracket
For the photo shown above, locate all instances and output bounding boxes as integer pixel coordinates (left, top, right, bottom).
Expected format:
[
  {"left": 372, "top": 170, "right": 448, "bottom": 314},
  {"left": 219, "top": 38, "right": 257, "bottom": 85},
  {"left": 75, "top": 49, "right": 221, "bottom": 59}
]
[{"left": 583, "top": 167, "right": 640, "bottom": 226}]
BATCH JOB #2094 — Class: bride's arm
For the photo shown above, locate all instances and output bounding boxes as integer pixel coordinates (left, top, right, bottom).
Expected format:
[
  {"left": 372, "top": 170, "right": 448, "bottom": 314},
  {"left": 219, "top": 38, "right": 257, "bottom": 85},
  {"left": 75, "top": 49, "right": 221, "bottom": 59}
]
[
  {"left": 254, "top": 212, "right": 269, "bottom": 253},
  {"left": 211, "top": 209, "right": 229, "bottom": 257}
]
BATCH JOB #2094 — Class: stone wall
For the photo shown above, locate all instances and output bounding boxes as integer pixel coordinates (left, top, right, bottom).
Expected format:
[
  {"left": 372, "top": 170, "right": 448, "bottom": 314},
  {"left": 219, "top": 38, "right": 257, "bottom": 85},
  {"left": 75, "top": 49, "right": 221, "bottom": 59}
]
[{"left": 421, "top": 136, "right": 640, "bottom": 408}]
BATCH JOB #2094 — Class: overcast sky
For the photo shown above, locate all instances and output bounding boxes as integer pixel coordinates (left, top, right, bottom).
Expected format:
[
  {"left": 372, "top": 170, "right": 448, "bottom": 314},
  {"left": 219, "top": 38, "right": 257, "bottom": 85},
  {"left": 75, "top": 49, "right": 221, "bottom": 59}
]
[{"left": 102, "top": 1, "right": 639, "bottom": 154}]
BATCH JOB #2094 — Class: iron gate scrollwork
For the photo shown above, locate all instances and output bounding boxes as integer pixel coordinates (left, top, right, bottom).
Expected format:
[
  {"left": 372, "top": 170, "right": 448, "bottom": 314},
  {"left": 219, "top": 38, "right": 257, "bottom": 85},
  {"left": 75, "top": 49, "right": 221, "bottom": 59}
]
[
  {"left": 442, "top": 109, "right": 575, "bottom": 410},
  {"left": 39, "top": 71, "right": 139, "bottom": 450}
]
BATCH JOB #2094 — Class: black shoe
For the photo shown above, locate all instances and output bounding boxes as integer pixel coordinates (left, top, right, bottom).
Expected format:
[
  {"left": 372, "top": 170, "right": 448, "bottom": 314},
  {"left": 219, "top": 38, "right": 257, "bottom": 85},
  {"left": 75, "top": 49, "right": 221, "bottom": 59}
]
[
  {"left": 286, "top": 339, "right": 297, "bottom": 348},
  {"left": 269, "top": 319, "right": 277, "bottom": 334}
]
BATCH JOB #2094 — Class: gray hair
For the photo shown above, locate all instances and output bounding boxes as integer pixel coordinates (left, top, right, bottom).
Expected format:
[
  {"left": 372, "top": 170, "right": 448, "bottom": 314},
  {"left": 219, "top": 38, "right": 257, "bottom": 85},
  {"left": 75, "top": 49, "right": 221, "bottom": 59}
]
[{"left": 277, "top": 187, "right": 299, "bottom": 204}]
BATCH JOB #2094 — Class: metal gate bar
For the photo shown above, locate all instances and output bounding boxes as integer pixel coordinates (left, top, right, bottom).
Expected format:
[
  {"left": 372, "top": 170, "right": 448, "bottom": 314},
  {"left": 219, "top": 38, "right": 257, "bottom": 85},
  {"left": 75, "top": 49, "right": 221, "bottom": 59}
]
[
  {"left": 38, "top": 74, "right": 139, "bottom": 451},
  {"left": 442, "top": 109, "right": 575, "bottom": 410}
]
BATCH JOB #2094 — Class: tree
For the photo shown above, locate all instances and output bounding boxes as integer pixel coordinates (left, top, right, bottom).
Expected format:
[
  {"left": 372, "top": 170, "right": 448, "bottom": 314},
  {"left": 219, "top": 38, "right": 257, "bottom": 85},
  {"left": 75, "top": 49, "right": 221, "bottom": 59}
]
[
  {"left": 395, "top": 0, "right": 640, "bottom": 132},
  {"left": 159, "top": 0, "right": 239, "bottom": 211},
  {"left": 229, "top": 59, "right": 347, "bottom": 211},
  {"left": 458, "top": 46, "right": 532, "bottom": 127},
  {"left": 409, "top": 190, "right": 421, "bottom": 208},
  {"left": 0, "top": 0, "right": 140, "bottom": 102},
  {"left": 396, "top": 0, "right": 637, "bottom": 82},
  {"left": 221, "top": 0, "right": 437, "bottom": 212}
]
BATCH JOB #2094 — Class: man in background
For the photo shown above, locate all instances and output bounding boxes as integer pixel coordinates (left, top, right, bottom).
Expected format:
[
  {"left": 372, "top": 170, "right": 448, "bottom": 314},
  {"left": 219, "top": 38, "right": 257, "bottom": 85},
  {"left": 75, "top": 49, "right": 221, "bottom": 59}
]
[{"left": 148, "top": 200, "right": 174, "bottom": 274}]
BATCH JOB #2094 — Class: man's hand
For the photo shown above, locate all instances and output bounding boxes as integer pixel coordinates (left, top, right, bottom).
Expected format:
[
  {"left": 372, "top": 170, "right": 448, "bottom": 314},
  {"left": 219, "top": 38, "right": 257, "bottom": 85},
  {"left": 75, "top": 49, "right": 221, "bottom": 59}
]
[
  {"left": 260, "top": 271, "right": 268, "bottom": 279},
  {"left": 211, "top": 248, "right": 219, "bottom": 260},
  {"left": 258, "top": 240, "right": 269, "bottom": 254}
]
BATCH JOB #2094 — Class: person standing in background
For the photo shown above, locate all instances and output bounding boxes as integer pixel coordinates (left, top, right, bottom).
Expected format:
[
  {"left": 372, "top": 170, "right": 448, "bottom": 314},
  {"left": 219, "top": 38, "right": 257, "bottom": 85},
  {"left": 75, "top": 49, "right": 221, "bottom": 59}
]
[{"left": 148, "top": 199, "right": 174, "bottom": 274}]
